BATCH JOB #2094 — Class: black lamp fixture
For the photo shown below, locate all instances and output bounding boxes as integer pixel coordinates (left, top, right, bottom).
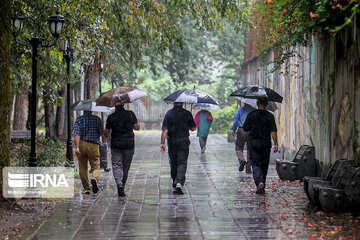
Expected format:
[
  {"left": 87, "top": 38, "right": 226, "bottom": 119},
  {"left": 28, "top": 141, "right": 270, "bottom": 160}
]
[{"left": 11, "top": 11, "right": 65, "bottom": 167}]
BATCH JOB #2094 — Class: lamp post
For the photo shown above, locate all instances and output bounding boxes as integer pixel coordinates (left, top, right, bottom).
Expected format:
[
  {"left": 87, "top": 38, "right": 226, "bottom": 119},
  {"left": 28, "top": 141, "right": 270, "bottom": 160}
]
[
  {"left": 60, "top": 39, "right": 74, "bottom": 167},
  {"left": 11, "top": 12, "right": 65, "bottom": 167}
]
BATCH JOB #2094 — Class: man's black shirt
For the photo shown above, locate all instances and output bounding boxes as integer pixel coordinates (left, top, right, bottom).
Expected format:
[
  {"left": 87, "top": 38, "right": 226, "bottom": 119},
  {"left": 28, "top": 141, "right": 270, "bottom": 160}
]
[
  {"left": 162, "top": 106, "right": 196, "bottom": 139},
  {"left": 243, "top": 109, "right": 277, "bottom": 147},
  {"left": 106, "top": 108, "right": 138, "bottom": 150}
]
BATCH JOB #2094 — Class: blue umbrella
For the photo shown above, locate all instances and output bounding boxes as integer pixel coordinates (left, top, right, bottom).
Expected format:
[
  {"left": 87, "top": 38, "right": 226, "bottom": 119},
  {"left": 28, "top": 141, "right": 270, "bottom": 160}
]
[{"left": 194, "top": 103, "right": 221, "bottom": 110}]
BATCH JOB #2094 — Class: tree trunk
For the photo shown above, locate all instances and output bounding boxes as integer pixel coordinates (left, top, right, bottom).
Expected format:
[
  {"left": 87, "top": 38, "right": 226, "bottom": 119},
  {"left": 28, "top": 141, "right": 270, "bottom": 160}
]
[
  {"left": 89, "top": 64, "right": 100, "bottom": 98},
  {"left": 13, "top": 83, "right": 29, "bottom": 130},
  {"left": 0, "top": 0, "right": 11, "bottom": 198},
  {"left": 44, "top": 96, "right": 56, "bottom": 139},
  {"left": 56, "top": 86, "right": 66, "bottom": 139},
  {"left": 84, "top": 57, "right": 100, "bottom": 99}
]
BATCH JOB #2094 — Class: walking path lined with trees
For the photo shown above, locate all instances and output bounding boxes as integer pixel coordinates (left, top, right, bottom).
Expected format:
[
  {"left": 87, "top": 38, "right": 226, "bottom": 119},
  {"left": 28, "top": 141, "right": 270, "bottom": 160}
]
[{"left": 16, "top": 132, "right": 360, "bottom": 240}]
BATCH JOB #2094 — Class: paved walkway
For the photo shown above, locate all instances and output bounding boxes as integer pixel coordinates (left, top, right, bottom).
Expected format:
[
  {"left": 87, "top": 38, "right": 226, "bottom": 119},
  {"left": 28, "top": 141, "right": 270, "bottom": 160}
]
[{"left": 21, "top": 132, "right": 360, "bottom": 239}]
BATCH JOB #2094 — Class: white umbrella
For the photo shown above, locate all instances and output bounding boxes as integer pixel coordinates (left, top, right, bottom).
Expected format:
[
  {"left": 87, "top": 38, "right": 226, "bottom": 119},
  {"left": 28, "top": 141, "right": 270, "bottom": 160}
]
[
  {"left": 72, "top": 99, "right": 115, "bottom": 113},
  {"left": 236, "top": 97, "right": 278, "bottom": 112}
]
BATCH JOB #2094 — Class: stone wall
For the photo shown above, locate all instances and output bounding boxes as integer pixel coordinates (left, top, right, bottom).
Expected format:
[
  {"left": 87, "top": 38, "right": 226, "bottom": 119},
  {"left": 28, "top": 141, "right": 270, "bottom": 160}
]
[{"left": 241, "top": 23, "right": 360, "bottom": 175}]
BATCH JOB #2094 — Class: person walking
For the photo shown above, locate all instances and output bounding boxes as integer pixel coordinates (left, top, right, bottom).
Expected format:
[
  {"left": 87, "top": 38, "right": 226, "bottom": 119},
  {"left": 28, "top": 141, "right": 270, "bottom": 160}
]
[
  {"left": 160, "top": 102, "right": 196, "bottom": 194},
  {"left": 73, "top": 111, "right": 104, "bottom": 195},
  {"left": 194, "top": 110, "right": 213, "bottom": 153},
  {"left": 104, "top": 104, "right": 140, "bottom": 197},
  {"left": 231, "top": 103, "right": 256, "bottom": 173},
  {"left": 243, "top": 98, "right": 278, "bottom": 194}
]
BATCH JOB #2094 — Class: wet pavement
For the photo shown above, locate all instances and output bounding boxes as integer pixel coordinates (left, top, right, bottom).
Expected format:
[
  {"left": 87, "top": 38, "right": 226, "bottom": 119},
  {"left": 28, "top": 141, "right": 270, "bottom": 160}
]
[{"left": 21, "top": 132, "right": 360, "bottom": 239}]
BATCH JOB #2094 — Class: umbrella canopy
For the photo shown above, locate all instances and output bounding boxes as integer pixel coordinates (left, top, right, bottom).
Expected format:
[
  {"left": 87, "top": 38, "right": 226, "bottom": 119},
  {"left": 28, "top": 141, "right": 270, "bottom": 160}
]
[
  {"left": 96, "top": 86, "right": 147, "bottom": 107},
  {"left": 235, "top": 97, "right": 278, "bottom": 112},
  {"left": 163, "top": 89, "right": 221, "bottom": 105},
  {"left": 230, "top": 86, "right": 283, "bottom": 103},
  {"left": 194, "top": 103, "right": 221, "bottom": 110},
  {"left": 72, "top": 99, "right": 114, "bottom": 113}
]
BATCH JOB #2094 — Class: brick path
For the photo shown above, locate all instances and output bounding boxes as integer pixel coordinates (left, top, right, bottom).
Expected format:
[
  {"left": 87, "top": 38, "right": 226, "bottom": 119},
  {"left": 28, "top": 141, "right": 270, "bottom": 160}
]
[{"left": 20, "top": 132, "right": 360, "bottom": 240}]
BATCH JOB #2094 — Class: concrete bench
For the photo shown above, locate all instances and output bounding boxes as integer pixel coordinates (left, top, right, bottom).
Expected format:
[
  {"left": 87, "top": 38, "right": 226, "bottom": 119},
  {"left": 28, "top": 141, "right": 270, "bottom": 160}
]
[
  {"left": 306, "top": 160, "right": 355, "bottom": 208},
  {"left": 11, "top": 130, "right": 31, "bottom": 142},
  {"left": 314, "top": 165, "right": 359, "bottom": 211},
  {"left": 275, "top": 145, "right": 316, "bottom": 181},
  {"left": 304, "top": 159, "right": 347, "bottom": 204}
]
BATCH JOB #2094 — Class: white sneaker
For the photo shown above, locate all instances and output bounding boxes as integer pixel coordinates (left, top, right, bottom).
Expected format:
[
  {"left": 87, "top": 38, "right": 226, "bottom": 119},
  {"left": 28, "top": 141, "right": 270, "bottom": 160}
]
[
  {"left": 175, "top": 183, "right": 184, "bottom": 194},
  {"left": 82, "top": 189, "right": 91, "bottom": 195}
]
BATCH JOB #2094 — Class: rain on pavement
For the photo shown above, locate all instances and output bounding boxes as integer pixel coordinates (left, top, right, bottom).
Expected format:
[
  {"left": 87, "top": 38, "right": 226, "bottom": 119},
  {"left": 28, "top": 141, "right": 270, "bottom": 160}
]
[{"left": 20, "top": 132, "right": 360, "bottom": 240}]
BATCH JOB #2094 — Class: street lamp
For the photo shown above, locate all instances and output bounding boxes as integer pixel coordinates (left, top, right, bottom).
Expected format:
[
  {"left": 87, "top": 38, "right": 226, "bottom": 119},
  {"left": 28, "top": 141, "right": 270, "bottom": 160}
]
[
  {"left": 12, "top": 12, "right": 65, "bottom": 167},
  {"left": 60, "top": 38, "right": 74, "bottom": 167}
]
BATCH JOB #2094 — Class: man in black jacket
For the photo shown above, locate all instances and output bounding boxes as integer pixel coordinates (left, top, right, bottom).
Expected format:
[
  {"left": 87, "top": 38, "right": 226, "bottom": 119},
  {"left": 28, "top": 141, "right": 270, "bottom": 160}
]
[
  {"left": 243, "top": 98, "right": 279, "bottom": 194},
  {"left": 160, "top": 102, "right": 196, "bottom": 194},
  {"left": 104, "top": 104, "right": 140, "bottom": 196}
]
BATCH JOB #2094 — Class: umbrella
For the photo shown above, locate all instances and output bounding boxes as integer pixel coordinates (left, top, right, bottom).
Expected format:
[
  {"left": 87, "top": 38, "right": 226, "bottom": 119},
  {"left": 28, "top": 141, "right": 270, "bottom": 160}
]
[
  {"left": 72, "top": 99, "right": 114, "bottom": 112},
  {"left": 163, "top": 89, "right": 221, "bottom": 105},
  {"left": 194, "top": 103, "right": 221, "bottom": 110},
  {"left": 235, "top": 97, "right": 278, "bottom": 112},
  {"left": 96, "top": 86, "right": 147, "bottom": 107},
  {"left": 230, "top": 86, "right": 283, "bottom": 103}
]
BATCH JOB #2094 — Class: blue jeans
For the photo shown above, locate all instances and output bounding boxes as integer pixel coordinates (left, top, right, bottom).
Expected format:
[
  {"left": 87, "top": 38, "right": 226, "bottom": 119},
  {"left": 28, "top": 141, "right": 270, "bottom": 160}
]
[{"left": 248, "top": 140, "right": 271, "bottom": 187}]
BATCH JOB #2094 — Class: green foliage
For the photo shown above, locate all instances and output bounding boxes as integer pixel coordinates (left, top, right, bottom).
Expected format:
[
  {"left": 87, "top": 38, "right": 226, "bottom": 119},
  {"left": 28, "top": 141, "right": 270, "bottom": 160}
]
[
  {"left": 11, "top": 136, "right": 67, "bottom": 167},
  {"left": 137, "top": 16, "right": 245, "bottom": 105},
  {"left": 210, "top": 103, "right": 237, "bottom": 134},
  {"left": 248, "top": 0, "right": 360, "bottom": 73}
]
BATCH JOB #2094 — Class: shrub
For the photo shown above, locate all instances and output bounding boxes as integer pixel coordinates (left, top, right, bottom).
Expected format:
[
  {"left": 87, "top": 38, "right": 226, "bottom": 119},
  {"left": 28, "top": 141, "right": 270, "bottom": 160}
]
[
  {"left": 210, "top": 103, "right": 237, "bottom": 134},
  {"left": 11, "top": 136, "right": 67, "bottom": 167}
]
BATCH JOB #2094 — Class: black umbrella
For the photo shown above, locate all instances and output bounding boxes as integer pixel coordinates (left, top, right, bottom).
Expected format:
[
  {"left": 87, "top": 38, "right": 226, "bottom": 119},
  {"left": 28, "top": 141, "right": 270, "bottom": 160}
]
[
  {"left": 230, "top": 86, "right": 283, "bottom": 103},
  {"left": 163, "top": 89, "right": 221, "bottom": 105}
]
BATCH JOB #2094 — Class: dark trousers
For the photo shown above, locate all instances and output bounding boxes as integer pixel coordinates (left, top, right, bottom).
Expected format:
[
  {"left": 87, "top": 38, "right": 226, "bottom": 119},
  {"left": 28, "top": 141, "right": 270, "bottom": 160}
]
[
  {"left": 168, "top": 138, "right": 190, "bottom": 187},
  {"left": 248, "top": 140, "right": 271, "bottom": 187},
  {"left": 199, "top": 136, "right": 207, "bottom": 150},
  {"left": 111, "top": 148, "right": 134, "bottom": 188}
]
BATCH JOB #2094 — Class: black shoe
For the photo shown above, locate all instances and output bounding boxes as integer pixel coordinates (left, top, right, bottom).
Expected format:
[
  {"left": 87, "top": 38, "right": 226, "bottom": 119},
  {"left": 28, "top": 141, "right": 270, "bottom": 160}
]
[
  {"left": 256, "top": 182, "right": 265, "bottom": 194},
  {"left": 104, "top": 168, "right": 111, "bottom": 172},
  {"left": 175, "top": 183, "right": 184, "bottom": 194},
  {"left": 238, "top": 161, "right": 246, "bottom": 172},
  {"left": 91, "top": 179, "right": 98, "bottom": 194},
  {"left": 118, "top": 187, "right": 126, "bottom": 197}
]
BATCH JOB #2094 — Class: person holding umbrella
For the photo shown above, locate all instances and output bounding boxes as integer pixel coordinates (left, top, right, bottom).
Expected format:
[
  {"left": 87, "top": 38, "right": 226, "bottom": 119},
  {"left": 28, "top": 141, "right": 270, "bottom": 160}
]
[
  {"left": 194, "top": 105, "right": 214, "bottom": 153},
  {"left": 104, "top": 104, "right": 140, "bottom": 197},
  {"left": 97, "top": 86, "right": 147, "bottom": 197},
  {"left": 73, "top": 110, "right": 104, "bottom": 195},
  {"left": 231, "top": 103, "right": 256, "bottom": 173},
  {"left": 161, "top": 89, "right": 219, "bottom": 194},
  {"left": 243, "top": 97, "right": 279, "bottom": 194},
  {"left": 231, "top": 86, "right": 282, "bottom": 194},
  {"left": 160, "top": 102, "right": 196, "bottom": 194}
]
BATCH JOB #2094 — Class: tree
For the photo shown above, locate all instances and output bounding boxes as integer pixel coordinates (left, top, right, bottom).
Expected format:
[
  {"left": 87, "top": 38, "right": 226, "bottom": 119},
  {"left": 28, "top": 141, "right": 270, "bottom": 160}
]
[{"left": 0, "top": 0, "right": 12, "bottom": 198}]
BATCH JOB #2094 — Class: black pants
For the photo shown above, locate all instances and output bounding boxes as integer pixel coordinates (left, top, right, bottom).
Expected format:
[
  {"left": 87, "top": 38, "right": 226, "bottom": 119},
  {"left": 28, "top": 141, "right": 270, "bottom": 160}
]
[
  {"left": 168, "top": 138, "right": 190, "bottom": 187},
  {"left": 248, "top": 140, "right": 271, "bottom": 187}
]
